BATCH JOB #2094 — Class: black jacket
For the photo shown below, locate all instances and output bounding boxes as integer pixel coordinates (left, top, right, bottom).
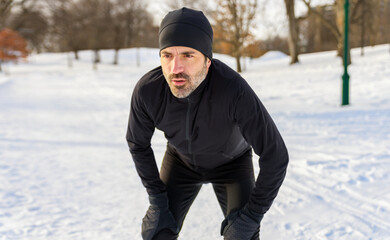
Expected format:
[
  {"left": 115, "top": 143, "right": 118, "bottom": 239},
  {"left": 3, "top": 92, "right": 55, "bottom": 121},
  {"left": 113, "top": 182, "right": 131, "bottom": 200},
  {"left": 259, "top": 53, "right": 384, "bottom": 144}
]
[{"left": 126, "top": 59, "right": 288, "bottom": 214}]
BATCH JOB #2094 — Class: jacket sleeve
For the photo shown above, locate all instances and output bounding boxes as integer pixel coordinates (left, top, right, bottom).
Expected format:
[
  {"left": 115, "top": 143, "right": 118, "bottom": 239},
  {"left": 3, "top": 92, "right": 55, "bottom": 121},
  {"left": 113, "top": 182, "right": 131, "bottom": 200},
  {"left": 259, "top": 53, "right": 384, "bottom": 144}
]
[
  {"left": 233, "top": 80, "right": 289, "bottom": 215},
  {"left": 126, "top": 85, "right": 166, "bottom": 195}
]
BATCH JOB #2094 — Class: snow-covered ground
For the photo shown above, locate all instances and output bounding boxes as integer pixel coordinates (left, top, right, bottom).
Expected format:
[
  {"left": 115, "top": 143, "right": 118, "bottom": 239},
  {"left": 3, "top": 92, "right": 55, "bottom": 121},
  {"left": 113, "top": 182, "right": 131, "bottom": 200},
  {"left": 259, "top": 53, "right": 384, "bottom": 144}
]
[{"left": 0, "top": 45, "right": 389, "bottom": 240}]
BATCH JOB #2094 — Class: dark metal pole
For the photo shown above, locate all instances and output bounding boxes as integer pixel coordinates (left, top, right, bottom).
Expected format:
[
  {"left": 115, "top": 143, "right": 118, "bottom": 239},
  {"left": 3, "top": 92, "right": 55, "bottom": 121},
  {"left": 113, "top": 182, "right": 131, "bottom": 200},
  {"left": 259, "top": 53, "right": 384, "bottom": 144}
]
[{"left": 342, "top": 0, "right": 350, "bottom": 106}]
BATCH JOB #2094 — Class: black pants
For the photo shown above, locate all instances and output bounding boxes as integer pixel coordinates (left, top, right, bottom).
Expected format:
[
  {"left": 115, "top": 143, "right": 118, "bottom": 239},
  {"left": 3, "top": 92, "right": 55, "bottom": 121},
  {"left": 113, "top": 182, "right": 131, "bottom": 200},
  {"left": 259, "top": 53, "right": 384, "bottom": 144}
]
[{"left": 153, "top": 145, "right": 259, "bottom": 240}]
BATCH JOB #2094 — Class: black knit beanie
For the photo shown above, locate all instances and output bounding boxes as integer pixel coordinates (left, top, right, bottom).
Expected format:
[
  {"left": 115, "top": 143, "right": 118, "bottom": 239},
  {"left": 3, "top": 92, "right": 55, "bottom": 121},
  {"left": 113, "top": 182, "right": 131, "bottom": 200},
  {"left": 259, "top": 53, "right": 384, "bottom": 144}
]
[{"left": 159, "top": 7, "right": 213, "bottom": 60}]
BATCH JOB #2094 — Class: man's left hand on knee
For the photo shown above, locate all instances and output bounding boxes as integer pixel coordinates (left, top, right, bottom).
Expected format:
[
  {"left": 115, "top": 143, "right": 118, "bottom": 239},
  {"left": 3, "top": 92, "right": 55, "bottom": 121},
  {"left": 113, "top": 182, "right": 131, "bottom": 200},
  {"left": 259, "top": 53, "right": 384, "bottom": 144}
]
[{"left": 221, "top": 205, "right": 263, "bottom": 240}]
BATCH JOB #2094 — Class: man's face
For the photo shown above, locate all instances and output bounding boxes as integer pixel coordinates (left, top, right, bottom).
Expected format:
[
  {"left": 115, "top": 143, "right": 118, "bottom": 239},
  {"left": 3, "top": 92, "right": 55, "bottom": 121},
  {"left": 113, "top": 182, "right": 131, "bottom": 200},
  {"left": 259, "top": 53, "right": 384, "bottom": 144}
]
[{"left": 161, "top": 46, "right": 211, "bottom": 98}]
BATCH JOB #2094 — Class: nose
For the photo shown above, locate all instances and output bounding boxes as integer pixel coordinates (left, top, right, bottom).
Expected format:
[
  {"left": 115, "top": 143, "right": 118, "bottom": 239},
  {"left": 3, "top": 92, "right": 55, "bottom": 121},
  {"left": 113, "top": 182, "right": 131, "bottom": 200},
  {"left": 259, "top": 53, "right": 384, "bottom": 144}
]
[{"left": 171, "top": 57, "right": 184, "bottom": 74}]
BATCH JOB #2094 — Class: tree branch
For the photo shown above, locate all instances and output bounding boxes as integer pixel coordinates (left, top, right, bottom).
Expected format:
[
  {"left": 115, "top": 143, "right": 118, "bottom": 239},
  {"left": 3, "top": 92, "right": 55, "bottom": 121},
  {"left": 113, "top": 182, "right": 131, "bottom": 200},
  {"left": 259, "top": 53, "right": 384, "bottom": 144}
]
[{"left": 301, "top": 0, "right": 341, "bottom": 38}]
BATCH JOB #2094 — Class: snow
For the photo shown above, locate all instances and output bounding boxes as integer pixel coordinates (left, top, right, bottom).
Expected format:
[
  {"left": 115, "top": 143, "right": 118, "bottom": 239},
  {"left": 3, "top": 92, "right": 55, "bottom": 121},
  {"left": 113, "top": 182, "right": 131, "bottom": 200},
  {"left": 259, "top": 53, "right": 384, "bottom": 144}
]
[
  {"left": 257, "top": 50, "right": 288, "bottom": 61},
  {"left": 1, "top": 44, "right": 390, "bottom": 240}
]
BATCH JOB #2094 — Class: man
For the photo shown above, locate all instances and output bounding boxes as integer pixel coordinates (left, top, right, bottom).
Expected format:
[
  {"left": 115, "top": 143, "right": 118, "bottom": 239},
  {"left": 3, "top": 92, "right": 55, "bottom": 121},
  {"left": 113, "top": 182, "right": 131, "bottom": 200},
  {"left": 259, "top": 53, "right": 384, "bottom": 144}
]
[{"left": 126, "top": 7, "right": 288, "bottom": 240}]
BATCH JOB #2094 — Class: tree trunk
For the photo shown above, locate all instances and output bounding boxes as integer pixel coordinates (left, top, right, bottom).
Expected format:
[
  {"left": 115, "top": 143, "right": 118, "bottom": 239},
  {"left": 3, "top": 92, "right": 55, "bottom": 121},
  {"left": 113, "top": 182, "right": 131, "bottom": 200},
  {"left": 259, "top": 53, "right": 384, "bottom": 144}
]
[
  {"left": 92, "top": 50, "right": 100, "bottom": 71},
  {"left": 284, "top": 0, "right": 299, "bottom": 64},
  {"left": 360, "top": 0, "right": 366, "bottom": 56},
  {"left": 313, "top": 11, "right": 322, "bottom": 52},
  {"left": 368, "top": 0, "right": 379, "bottom": 47},
  {"left": 213, "top": 0, "right": 257, "bottom": 73},
  {"left": 302, "top": 0, "right": 349, "bottom": 64},
  {"left": 113, "top": 49, "right": 119, "bottom": 65},
  {"left": 94, "top": 49, "right": 100, "bottom": 63},
  {"left": 74, "top": 50, "right": 79, "bottom": 60},
  {"left": 235, "top": 55, "right": 242, "bottom": 73}
]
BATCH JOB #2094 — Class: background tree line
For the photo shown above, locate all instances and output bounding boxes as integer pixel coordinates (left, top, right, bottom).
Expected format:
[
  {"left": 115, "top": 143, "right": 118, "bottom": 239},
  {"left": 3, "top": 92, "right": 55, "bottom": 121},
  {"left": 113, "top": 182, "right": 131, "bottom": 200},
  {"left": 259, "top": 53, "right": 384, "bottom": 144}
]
[
  {"left": 285, "top": 0, "right": 390, "bottom": 65},
  {"left": 0, "top": 0, "right": 157, "bottom": 67},
  {"left": 0, "top": 0, "right": 389, "bottom": 71}
]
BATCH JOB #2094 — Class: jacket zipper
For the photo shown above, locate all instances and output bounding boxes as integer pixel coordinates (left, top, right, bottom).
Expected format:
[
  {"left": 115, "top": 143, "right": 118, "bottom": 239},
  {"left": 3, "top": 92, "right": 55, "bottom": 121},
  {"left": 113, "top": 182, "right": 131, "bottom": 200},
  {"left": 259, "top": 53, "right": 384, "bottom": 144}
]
[{"left": 186, "top": 98, "right": 192, "bottom": 154}]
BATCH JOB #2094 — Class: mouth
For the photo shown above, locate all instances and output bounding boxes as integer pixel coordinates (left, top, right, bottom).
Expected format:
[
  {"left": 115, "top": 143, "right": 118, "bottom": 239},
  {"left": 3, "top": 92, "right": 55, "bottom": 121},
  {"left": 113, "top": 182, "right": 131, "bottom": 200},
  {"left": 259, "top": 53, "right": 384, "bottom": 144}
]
[{"left": 172, "top": 78, "right": 186, "bottom": 86}]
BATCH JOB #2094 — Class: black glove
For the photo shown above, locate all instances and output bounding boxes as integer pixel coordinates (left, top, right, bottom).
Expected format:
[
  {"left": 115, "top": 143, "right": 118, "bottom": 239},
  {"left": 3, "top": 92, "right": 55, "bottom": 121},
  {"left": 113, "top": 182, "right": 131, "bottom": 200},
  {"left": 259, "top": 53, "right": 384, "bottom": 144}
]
[
  {"left": 141, "top": 192, "right": 178, "bottom": 240},
  {"left": 221, "top": 205, "right": 264, "bottom": 240}
]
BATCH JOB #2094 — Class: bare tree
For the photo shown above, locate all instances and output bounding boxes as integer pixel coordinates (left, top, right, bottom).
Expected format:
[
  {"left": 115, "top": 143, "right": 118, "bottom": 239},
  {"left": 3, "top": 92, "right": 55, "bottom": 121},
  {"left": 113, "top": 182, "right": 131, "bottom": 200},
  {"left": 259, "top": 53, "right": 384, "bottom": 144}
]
[
  {"left": 167, "top": 0, "right": 205, "bottom": 8},
  {"left": 131, "top": 8, "right": 157, "bottom": 66},
  {"left": 1, "top": 0, "right": 48, "bottom": 53},
  {"left": 47, "top": 0, "right": 156, "bottom": 67},
  {"left": 350, "top": 0, "right": 381, "bottom": 55},
  {"left": 284, "top": 0, "right": 300, "bottom": 64},
  {"left": 9, "top": 7, "right": 48, "bottom": 53},
  {"left": 48, "top": 0, "right": 89, "bottom": 59},
  {"left": 111, "top": 0, "right": 156, "bottom": 65},
  {"left": 302, "top": 0, "right": 352, "bottom": 65},
  {"left": 387, "top": 0, "right": 390, "bottom": 53},
  {"left": 213, "top": 0, "right": 258, "bottom": 72},
  {"left": 165, "top": 0, "right": 210, "bottom": 13},
  {"left": 82, "top": 0, "right": 114, "bottom": 67},
  {"left": 0, "top": 0, "right": 13, "bottom": 29},
  {"left": 54, "top": 0, "right": 114, "bottom": 69},
  {"left": 111, "top": 0, "right": 139, "bottom": 65},
  {"left": 354, "top": 0, "right": 367, "bottom": 55},
  {"left": 300, "top": 5, "right": 336, "bottom": 52}
]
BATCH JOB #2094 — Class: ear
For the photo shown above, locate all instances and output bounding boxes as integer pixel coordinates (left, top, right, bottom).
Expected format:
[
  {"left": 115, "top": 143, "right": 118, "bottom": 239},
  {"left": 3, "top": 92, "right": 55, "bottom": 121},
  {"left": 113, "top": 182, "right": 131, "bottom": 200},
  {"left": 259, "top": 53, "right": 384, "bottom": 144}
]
[{"left": 206, "top": 58, "right": 211, "bottom": 68}]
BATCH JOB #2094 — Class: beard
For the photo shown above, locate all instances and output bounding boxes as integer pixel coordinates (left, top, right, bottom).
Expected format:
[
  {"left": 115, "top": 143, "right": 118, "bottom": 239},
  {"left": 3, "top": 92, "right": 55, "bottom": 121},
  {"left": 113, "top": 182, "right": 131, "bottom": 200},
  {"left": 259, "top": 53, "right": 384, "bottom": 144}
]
[{"left": 163, "top": 62, "right": 209, "bottom": 98}]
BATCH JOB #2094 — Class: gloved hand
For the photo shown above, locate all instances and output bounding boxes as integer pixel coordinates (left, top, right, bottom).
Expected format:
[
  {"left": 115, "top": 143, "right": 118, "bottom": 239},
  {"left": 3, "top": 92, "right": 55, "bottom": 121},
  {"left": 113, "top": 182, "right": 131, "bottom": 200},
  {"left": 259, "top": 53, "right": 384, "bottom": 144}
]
[
  {"left": 221, "top": 205, "right": 264, "bottom": 240},
  {"left": 141, "top": 192, "right": 178, "bottom": 240}
]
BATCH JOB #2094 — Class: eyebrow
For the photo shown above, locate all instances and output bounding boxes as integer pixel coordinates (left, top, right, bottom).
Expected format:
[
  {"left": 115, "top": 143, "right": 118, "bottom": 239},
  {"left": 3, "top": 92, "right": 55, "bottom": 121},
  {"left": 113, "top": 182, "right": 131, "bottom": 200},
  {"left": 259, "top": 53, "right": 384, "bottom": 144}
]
[
  {"left": 160, "top": 50, "right": 197, "bottom": 55},
  {"left": 181, "top": 51, "right": 196, "bottom": 55},
  {"left": 160, "top": 50, "right": 171, "bottom": 55}
]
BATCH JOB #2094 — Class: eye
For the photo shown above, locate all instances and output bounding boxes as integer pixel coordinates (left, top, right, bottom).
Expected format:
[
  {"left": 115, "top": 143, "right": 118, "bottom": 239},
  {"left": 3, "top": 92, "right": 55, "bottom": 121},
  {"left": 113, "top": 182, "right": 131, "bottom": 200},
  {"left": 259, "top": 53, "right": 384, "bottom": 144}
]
[
  {"left": 161, "top": 53, "right": 171, "bottom": 59},
  {"left": 184, "top": 54, "right": 194, "bottom": 58}
]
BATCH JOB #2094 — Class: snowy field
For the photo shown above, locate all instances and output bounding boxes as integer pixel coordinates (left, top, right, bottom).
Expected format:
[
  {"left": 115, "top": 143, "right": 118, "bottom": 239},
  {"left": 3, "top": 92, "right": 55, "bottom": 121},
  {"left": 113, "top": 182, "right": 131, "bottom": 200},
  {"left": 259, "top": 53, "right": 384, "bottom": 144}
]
[{"left": 0, "top": 44, "right": 390, "bottom": 240}]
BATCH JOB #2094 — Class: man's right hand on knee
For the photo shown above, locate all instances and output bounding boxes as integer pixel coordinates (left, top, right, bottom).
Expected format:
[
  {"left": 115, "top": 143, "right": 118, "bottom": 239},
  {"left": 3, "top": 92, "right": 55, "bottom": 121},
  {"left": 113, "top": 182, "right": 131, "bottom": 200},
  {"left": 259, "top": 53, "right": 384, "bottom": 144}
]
[{"left": 141, "top": 192, "right": 178, "bottom": 240}]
